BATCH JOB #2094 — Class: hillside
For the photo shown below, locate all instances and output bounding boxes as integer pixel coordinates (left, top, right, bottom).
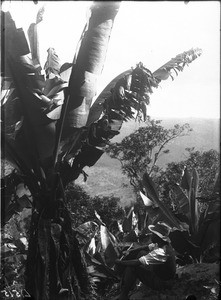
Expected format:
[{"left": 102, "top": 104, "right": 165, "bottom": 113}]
[{"left": 75, "top": 117, "right": 220, "bottom": 206}]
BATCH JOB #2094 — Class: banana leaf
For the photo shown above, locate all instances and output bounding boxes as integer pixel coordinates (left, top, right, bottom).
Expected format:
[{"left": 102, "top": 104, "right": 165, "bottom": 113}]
[
  {"left": 87, "top": 48, "right": 202, "bottom": 127},
  {"left": 122, "top": 206, "right": 134, "bottom": 233},
  {"left": 5, "top": 55, "right": 67, "bottom": 164},
  {"left": 86, "top": 70, "right": 131, "bottom": 126},
  {"left": 44, "top": 47, "right": 61, "bottom": 78},
  {"left": 100, "top": 225, "right": 119, "bottom": 268},
  {"left": 172, "top": 183, "right": 189, "bottom": 214},
  {"left": 169, "top": 230, "right": 200, "bottom": 259},
  {"left": 93, "top": 211, "right": 120, "bottom": 268},
  {"left": 86, "top": 237, "right": 96, "bottom": 255},
  {"left": 85, "top": 252, "right": 119, "bottom": 279},
  {"left": 189, "top": 168, "right": 200, "bottom": 234},
  {"left": 180, "top": 166, "right": 192, "bottom": 193},
  {"left": 27, "top": 23, "right": 40, "bottom": 68},
  {"left": 75, "top": 221, "right": 99, "bottom": 239},
  {"left": 143, "top": 172, "right": 187, "bottom": 231},
  {"left": 27, "top": 6, "right": 45, "bottom": 69},
  {"left": 1, "top": 11, "right": 30, "bottom": 77},
  {"left": 153, "top": 48, "right": 202, "bottom": 81},
  {"left": 66, "top": 2, "right": 121, "bottom": 129},
  {"left": 1, "top": 4, "right": 121, "bottom": 299},
  {"left": 2, "top": 10, "right": 69, "bottom": 167},
  {"left": 140, "top": 191, "right": 155, "bottom": 207},
  {"left": 94, "top": 210, "right": 105, "bottom": 226}
]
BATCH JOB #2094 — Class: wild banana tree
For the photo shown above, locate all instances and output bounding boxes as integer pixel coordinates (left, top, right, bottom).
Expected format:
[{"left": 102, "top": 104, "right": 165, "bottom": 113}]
[
  {"left": 1, "top": 3, "right": 121, "bottom": 299},
  {"left": 170, "top": 167, "right": 220, "bottom": 262},
  {"left": 140, "top": 168, "right": 220, "bottom": 263}
]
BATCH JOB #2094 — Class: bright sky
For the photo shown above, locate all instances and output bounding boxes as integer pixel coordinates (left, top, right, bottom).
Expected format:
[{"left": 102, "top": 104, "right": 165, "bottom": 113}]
[{"left": 2, "top": 1, "right": 220, "bottom": 119}]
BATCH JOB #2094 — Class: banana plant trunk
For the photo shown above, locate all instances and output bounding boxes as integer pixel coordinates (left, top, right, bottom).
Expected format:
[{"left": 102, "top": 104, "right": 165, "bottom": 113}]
[{"left": 24, "top": 2, "right": 121, "bottom": 300}]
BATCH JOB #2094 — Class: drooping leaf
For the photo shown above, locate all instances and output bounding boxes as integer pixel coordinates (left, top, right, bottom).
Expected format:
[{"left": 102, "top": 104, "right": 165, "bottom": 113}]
[
  {"left": 153, "top": 48, "right": 202, "bottom": 81},
  {"left": 87, "top": 70, "right": 131, "bottom": 126},
  {"left": 143, "top": 172, "right": 186, "bottom": 231},
  {"left": 5, "top": 56, "right": 58, "bottom": 162},
  {"left": 1, "top": 11, "right": 30, "bottom": 77},
  {"left": 43, "top": 76, "right": 67, "bottom": 99},
  {"left": 44, "top": 47, "right": 61, "bottom": 78},
  {"left": 102, "top": 63, "right": 155, "bottom": 123},
  {"left": 87, "top": 48, "right": 201, "bottom": 128}
]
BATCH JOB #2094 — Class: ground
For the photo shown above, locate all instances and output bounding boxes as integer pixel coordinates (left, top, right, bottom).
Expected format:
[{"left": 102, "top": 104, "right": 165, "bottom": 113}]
[{"left": 101, "top": 263, "right": 220, "bottom": 300}]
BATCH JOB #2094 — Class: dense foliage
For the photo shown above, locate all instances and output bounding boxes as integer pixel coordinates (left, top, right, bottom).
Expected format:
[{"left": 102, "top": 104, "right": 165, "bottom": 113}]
[
  {"left": 107, "top": 117, "right": 192, "bottom": 192},
  {"left": 65, "top": 184, "right": 125, "bottom": 228},
  {"left": 159, "top": 148, "right": 220, "bottom": 201},
  {"left": 1, "top": 2, "right": 203, "bottom": 299}
]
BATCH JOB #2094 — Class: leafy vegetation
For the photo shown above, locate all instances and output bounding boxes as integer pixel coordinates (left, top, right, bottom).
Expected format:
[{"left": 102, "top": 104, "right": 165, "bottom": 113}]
[
  {"left": 1, "top": 2, "right": 205, "bottom": 299},
  {"left": 1, "top": 212, "right": 29, "bottom": 299},
  {"left": 106, "top": 117, "right": 192, "bottom": 192},
  {"left": 160, "top": 148, "right": 220, "bottom": 199},
  {"left": 65, "top": 184, "right": 125, "bottom": 228},
  {"left": 106, "top": 121, "right": 220, "bottom": 264},
  {"left": 1, "top": 3, "right": 121, "bottom": 299},
  {"left": 142, "top": 166, "right": 220, "bottom": 263}
]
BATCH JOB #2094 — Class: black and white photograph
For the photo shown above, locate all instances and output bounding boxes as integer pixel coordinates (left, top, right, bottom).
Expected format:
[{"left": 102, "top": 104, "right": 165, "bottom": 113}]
[{"left": 1, "top": 1, "right": 220, "bottom": 299}]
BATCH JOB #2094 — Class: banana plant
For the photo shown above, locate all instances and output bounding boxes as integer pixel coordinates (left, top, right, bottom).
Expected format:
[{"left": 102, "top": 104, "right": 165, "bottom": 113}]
[
  {"left": 170, "top": 167, "right": 220, "bottom": 262},
  {"left": 1, "top": 3, "right": 121, "bottom": 299},
  {"left": 140, "top": 167, "right": 220, "bottom": 263},
  {"left": 142, "top": 172, "right": 189, "bottom": 231},
  {"left": 74, "top": 214, "right": 121, "bottom": 293}
]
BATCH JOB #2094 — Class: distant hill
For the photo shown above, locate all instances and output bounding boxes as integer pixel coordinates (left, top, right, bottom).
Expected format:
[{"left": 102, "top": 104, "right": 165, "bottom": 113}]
[{"left": 75, "top": 117, "right": 220, "bottom": 206}]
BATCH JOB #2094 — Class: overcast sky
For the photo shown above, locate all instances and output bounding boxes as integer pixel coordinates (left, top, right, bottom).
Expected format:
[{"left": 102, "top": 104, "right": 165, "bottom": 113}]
[{"left": 2, "top": 1, "right": 220, "bottom": 119}]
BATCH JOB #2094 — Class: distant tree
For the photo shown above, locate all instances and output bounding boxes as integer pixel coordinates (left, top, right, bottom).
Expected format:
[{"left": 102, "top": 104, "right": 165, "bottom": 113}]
[{"left": 106, "top": 116, "right": 192, "bottom": 194}]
